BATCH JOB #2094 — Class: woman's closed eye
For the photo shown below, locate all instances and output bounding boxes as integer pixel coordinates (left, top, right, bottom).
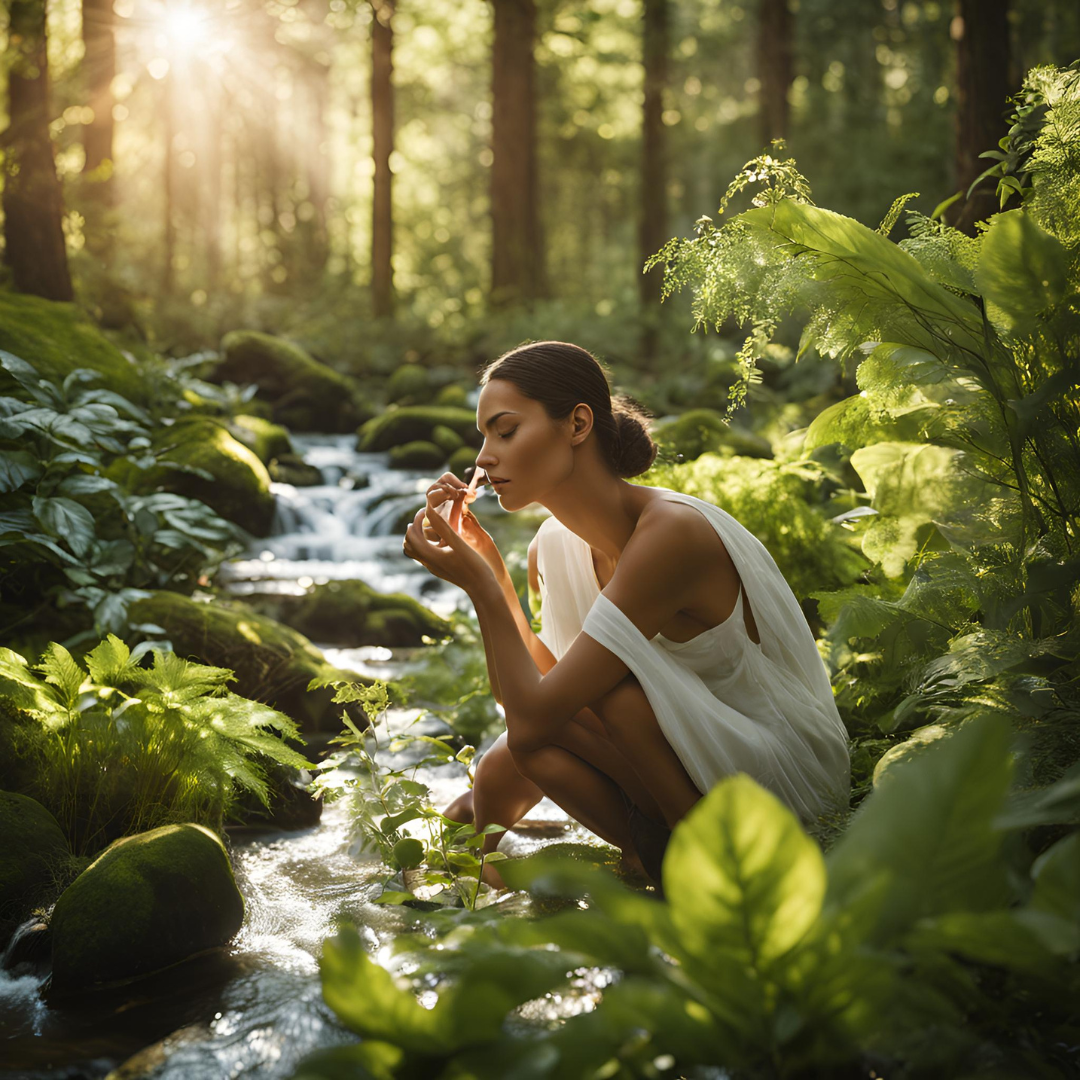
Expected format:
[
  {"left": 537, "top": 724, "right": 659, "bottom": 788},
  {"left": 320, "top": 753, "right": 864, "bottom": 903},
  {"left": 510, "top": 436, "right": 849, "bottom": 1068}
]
[{"left": 499, "top": 428, "right": 518, "bottom": 440}]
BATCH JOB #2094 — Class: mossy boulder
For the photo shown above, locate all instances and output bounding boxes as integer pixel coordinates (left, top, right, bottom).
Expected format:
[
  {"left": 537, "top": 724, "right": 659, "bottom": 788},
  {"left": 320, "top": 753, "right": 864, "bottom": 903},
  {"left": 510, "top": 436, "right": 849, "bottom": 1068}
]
[
  {"left": 215, "top": 331, "right": 372, "bottom": 434},
  {"left": 0, "top": 791, "right": 72, "bottom": 946},
  {"left": 107, "top": 417, "right": 275, "bottom": 537},
  {"left": 245, "top": 579, "right": 452, "bottom": 647},
  {"left": 435, "top": 383, "right": 469, "bottom": 408},
  {"left": 430, "top": 424, "right": 465, "bottom": 456},
  {"left": 0, "top": 291, "right": 157, "bottom": 409},
  {"left": 387, "top": 363, "right": 434, "bottom": 406},
  {"left": 269, "top": 453, "right": 324, "bottom": 487},
  {"left": 127, "top": 591, "right": 386, "bottom": 733},
  {"left": 653, "top": 409, "right": 774, "bottom": 462},
  {"left": 48, "top": 824, "right": 244, "bottom": 997},
  {"left": 389, "top": 440, "right": 446, "bottom": 470},
  {"left": 357, "top": 406, "right": 482, "bottom": 453},
  {"left": 448, "top": 445, "right": 478, "bottom": 480},
  {"left": 228, "top": 414, "right": 293, "bottom": 465}
]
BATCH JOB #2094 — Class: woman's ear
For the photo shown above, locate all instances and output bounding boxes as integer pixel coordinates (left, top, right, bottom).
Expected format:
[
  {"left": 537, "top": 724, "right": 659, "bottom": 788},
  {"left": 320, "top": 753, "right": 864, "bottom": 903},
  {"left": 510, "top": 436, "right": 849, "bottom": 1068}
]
[{"left": 569, "top": 404, "right": 593, "bottom": 446}]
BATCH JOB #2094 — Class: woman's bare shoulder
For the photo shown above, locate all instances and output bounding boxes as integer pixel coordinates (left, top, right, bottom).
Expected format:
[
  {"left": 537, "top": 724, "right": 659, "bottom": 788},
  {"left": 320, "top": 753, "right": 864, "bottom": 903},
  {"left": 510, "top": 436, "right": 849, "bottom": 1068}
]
[{"left": 632, "top": 494, "right": 731, "bottom": 565}]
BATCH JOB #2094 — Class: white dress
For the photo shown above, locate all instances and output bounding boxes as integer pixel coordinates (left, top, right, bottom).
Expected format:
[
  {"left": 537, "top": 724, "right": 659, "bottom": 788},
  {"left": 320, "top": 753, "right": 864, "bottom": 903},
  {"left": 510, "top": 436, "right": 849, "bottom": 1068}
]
[{"left": 534, "top": 488, "right": 851, "bottom": 825}]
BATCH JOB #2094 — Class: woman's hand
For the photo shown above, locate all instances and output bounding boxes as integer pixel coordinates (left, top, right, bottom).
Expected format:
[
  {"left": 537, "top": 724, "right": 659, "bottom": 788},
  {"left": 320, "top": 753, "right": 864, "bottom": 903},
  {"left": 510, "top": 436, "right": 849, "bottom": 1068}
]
[
  {"left": 422, "top": 473, "right": 507, "bottom": 579},
  {"left": 404, "top": 486, "right": 496, "bottom": 595}
]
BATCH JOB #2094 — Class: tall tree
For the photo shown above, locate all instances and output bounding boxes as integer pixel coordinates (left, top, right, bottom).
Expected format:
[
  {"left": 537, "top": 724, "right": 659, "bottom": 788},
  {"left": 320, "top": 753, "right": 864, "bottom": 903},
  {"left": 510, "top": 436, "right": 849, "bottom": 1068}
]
[
  {"left": 371, "top": 0, "right": 394, "bottom": 317},
  {"left": 81, "top": 0, "right": 115, "bottom": 200},
  {"left": 162, "top": 72, "right": 176, "bottom": 294},
  {"left": 951, "top": 0, "right": 1012, "bottom": 234},
  {"left": 640, "top": 0, "right": 668, "bottom": 318},
  {"left": 2, "top": 0, "right": 74, "bottom": 301},
  {"left": 757, "top": 0, "right": 793, "bottom": 146},
  {"left": 490, "top": 0, "right": 543, "bottom": 305}
]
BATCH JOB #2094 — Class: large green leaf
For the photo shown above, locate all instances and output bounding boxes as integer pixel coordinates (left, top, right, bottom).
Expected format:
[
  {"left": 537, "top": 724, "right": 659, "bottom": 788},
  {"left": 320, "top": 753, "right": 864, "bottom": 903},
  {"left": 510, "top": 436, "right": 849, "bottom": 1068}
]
[
  {"left": 975, "top": 209, "right": 1069, "bottom": 331},
  {"left": 825, "top": 714, "right": 1015, "bottom": 944},
  {"left": 1030, "top": 832, "right": 1080, "bottom": 938},
  {"left": 31, "top": 495, "right": 96, "bottom": 557},
  {"left": 0, "top": 450, "right": 42, "bottom": 493},
  {"left": 663, "top": 774, "right": 825, "bottom": 1027},
  {"left": 36, "top": 643, "right": 87, "bottom": 710}
]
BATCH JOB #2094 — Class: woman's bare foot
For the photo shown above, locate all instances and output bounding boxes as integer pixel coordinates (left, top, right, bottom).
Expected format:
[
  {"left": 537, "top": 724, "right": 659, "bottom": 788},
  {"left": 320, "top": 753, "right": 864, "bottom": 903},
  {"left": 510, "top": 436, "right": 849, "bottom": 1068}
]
[
  {"left": 443, "top": 789, "right": 474, "bottom": 825},
  {"left": 479, "top": 858, "right": 506, "bottom": 890}
]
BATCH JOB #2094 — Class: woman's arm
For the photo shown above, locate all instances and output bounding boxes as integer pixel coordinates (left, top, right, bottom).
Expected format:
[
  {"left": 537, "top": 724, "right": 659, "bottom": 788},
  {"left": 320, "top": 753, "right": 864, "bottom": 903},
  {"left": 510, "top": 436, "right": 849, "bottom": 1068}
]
[{"left": 478, "top": 538, "right": 557, "bottom": 705}]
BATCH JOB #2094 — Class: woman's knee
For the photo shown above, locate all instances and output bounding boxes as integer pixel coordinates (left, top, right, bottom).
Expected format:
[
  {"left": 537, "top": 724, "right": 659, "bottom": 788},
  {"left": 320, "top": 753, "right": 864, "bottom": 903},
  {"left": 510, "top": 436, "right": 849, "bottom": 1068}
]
[{"left": 593, "top": 675, "right": 656, "bottom": 739}]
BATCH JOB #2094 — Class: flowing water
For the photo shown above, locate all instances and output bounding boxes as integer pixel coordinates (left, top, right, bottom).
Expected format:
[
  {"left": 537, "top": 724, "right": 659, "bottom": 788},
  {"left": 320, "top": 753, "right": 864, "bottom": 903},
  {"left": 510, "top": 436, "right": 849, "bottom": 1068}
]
[{"left": 0, "top": 434, "right": 587, "bottom": 1080}]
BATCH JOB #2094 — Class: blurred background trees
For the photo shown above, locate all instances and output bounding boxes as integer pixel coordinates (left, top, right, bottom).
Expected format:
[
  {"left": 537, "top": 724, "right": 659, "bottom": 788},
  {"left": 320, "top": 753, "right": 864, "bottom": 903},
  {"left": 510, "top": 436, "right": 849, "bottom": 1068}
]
[{"left": 0, "top": 0, "right": 1076, "bottom": 362}]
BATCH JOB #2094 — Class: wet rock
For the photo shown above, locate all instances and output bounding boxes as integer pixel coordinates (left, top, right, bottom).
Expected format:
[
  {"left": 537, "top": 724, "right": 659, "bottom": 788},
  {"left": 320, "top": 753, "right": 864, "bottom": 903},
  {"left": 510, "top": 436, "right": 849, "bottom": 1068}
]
[
  {"left": 228, "top": 414, "right": 293, "bottom": 465},
  {"left": 226, "top": 763, "right": 322, "bottom": 832},
  {"left": 0, "top": 291, "right": 158, "bottom": 410},
  {"left": 357, "top": 405, "right": 482, "bottom": 453},
  {"left": 430, "top": 423, "right": 465, "bottom": 456},
  {"left": 387, "top": 362, "right": 434, "bottom": 406},
  {"left": 215, "top": 331, "right": 372, "bottom": 434},
  {"left": 127, "top": 591, "right": 389, "bottom": 733},
  {"left": 448, "top": 445, "right": 478, "bottom": 480},
  {"left": 3, "top": 919, "right": 51, "bottom": 977},
  {"left": 389, "top": 439, "right": 446, "bottom": 470},
  {"left": 244, "top": 579, "right": 452, "bottom": 647},
  {"left": 269, "top": 453, "right": 324, "bottom": 487},
  {"left": 0, "top": 791, "right": 71, "bottom": 947},
  {"left": 107, "top": 417, "right": 275, "bottom": 537},
  {"left": 653, "top": 408, "right": 774, "bottom": 462},
  {"left": 48, "top": 823, "right": 244, "bottom": 998}
]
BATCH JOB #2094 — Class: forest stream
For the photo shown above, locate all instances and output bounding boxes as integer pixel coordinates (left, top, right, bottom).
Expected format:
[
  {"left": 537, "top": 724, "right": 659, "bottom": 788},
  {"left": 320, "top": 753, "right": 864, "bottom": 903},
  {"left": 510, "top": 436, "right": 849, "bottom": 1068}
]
[{"left": 0, "top": 436, "right": 590, "bottom": 1080}]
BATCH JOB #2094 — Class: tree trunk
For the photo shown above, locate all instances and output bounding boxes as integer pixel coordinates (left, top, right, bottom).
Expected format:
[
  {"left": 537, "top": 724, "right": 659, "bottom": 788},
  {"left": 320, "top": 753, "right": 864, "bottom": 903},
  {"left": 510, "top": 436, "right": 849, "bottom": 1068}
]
[
  {"left": 490, "top": 0, "right": 542, "bottom": 306},
  {"left": 371, "top": 0, "right": 394, "bottom": 318},
  {"left": 2, "top": 0, "right": 74, "bottom": 301},
  {"left": 640, "top": 0, "right": 668, "bottom": 319},
  {"left": 81, "top": 0, "right": 115, "bottom": 196},
  {"left": 162, "top": 73, "right": 175, "bottom": 294},
  {"left": 757, "top": 0, "right": 793, "bottom": 147},
  {"left": 951, "top": 0, "right": 1012, "bottom": 234}
]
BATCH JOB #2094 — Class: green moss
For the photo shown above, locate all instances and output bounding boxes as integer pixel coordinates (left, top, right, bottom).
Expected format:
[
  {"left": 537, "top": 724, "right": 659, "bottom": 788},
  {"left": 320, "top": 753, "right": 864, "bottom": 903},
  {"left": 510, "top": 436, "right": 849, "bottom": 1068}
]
[
  {"left": 653, "top": 409, "right": 774, "bottom": 462},
  {"left": 447, "top": 445, "right": 478, "bottom": 480},
  {"left": 0, "top": 290, "right": 157, "bottom": 408},
  {"left": 0, "top": 791, "right": 71, "bottom": 943},
  {"left": 216, "top": 330, "right": 373, "bottom": 434},
  {"left": 108, "top": 417, "right": 275, "bottom": 537},
  {"left": 229, "top": 414, "right": 293, "bottom": 464},
  {"left": 269, "top": 453, "right": 324, "bottom": 487},
  {"left": 127, "top": 591, "right": 390, "bottom": 732},
  {"left": 389, "top": 440, "right": 446, "bottom": 470},
  {"left": 435, "top": 384, "right": 469, "bottom": 408},
  {"left": 387, "top": 363, "right": 433, "bottom": 405},
  {"left": 430, "top": 424, "right": 465, "bottom": 456},
  {"left": 358, "top": 405, "right": 482, "bottom": 453},
  {"left": 245, "top": 579, "right": 452, "bottom": 647},
  {"left": 49, "top": 823, "right": 244, "bottom": 997}
]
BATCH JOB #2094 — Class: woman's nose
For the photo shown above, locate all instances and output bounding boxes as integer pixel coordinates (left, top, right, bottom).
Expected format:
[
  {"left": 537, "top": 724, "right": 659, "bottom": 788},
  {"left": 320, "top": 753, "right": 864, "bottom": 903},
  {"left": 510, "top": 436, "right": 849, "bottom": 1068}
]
[{"left": 476, "top": 441, "right": 497, "bottom": 471}]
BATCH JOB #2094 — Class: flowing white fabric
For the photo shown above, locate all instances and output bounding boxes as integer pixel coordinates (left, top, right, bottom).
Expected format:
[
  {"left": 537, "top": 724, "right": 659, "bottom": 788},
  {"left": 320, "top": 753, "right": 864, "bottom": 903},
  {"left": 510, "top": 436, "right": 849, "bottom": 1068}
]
[{"left": 534, "top": 489, "right": 850, "bottom": 824}]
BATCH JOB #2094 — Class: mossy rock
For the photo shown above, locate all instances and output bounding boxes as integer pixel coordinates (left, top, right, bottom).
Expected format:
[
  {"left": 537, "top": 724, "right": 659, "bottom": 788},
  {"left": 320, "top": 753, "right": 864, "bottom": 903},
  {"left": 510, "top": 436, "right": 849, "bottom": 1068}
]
[
  {"left": 430, "top": 424, "right": 465, "bottom": 456},
  {"left": 229, "top": 414, "right": 293, "bottom": 464},
  {"left": 127, "top": 591, "right": 386, "bottom": 733},
  {"left": 387, "top": 363, "right": 434, "bottom": 406},
  {"left": 0, "top": 791, "right": 72, "bottom": 946},
  {"left": 448, "top": 445, "right": 478, "bottom": 480},
  {"left": 357, "top": 406, "right": 482, "bottom": 453},
  {"left": 0, "top": 290, "right": 158, "bottom": 409},
  {"left": 48, "top": 823, "right": 244, "bottom": 997},
  {"left": 245, "top": 579, "right": 453, "bottom": 647},
  {"left": 653, "top": 409, "right": 774, "bottom": 462},
  {"left": 215, "top": 331, "right": 373, "bottom": 434},
  {"left": 434, "top": 384, "right": 469, "bottom": 408},
  {"left": 107, "top": 417, "right": 275, "bottom": 537},
  {"left": 269, "top": 453, "right": 324, "bottom": 487},
  {"left": 389, "top": 440, "right": 446, "bottom": 470}
]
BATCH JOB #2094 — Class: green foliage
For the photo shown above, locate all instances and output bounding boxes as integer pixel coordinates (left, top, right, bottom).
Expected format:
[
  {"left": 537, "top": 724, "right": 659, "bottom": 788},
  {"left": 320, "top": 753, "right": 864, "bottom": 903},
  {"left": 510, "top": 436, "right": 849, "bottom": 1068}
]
[
  {"left": 642, "top": 453, "right": 868, "bottom": 599},
  {"left": 0, "top": 349, "right": 243, "bottom": 639},
  {"left": 0, "top": 635, "right": 313, "bottom": 855},
  {"left": 308, "top": 676, "right": 504, "bottom": 911},
  {"left": 300, "top": 718, "right": 1080, "bottom": 1079}
]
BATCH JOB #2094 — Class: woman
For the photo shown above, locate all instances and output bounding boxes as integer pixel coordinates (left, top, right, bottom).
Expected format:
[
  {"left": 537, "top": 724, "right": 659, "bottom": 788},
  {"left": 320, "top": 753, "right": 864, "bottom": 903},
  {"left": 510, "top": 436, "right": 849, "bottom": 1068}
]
[{"left": 402, "top": 341, "right": 850, "bottom": 887}]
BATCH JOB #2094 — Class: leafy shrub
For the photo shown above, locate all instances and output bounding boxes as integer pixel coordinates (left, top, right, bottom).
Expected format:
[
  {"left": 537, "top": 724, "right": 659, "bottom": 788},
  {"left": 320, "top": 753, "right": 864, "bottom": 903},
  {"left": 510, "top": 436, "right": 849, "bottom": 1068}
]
[
  {"left": 0, "top": 635, "right": 313, "bottom": 855},
  {"left": 297, "top": 716, "right": 1080, "bottom": 1079},
  {"left": 0, "top": 350, "right": 242, "bottom": 639}
]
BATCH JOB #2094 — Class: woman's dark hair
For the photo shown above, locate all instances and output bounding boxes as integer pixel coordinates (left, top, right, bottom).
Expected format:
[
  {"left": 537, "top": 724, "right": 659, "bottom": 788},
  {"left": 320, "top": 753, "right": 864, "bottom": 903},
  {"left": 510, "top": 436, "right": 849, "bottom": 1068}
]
[{"left": 479, "top": 341, "right": 657, "bottom": 479}]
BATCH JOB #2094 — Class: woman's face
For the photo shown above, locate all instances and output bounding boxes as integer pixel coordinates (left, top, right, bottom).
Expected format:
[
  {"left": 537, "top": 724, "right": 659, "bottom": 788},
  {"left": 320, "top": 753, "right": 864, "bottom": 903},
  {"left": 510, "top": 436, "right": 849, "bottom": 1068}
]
[{"left": 474, "top": 380, "right": 582, "bottom": 511}]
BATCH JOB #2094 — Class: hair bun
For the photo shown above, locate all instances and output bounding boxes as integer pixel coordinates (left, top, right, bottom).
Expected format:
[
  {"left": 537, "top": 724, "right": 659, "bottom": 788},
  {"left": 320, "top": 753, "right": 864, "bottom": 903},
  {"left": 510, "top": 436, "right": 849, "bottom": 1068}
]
[{"left": 611, "top": 395, "right": 658, "bottom": 478}]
